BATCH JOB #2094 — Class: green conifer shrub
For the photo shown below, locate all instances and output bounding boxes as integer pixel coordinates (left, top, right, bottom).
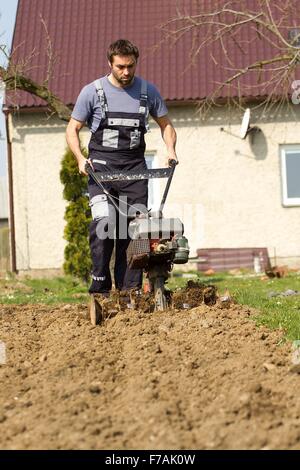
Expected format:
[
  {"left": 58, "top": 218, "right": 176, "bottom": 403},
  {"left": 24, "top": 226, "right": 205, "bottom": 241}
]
[{"left": 60, "top": 147, "right": 92, "bottom": 282}]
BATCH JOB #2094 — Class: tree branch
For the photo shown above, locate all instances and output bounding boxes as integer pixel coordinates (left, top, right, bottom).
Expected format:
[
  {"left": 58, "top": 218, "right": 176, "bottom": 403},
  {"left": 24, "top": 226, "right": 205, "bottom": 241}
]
[
  {"left": 159, "top": 0, "right": 300, "bottom": 116},
  {"left": 0, "top": 64, "right": 71, "bottom": 121}
]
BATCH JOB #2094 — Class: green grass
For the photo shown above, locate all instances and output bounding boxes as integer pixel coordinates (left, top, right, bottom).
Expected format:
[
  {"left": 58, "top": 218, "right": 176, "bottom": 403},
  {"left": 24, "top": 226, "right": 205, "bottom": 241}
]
[
  {"left": 0, "top": 275, "right": 89, "bottom": 305},
  {"left": 1, "top": 271, "right": 300, "bottom": 340}
]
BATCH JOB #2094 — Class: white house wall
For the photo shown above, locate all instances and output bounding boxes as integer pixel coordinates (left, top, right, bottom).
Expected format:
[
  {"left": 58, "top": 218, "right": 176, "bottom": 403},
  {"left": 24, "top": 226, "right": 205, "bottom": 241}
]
[
  {"left": 10, "top": 104, "right": 300, "bottom": 272},
  {"left": 10, "top": 114, "right": 90, "bottom": 271},
  {"left": 147, "top": 104, "right": 300, "bottom": 267}
]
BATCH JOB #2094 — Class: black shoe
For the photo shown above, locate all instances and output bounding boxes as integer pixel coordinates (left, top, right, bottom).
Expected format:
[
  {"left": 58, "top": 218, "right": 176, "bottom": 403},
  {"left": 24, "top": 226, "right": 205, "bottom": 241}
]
[{"left": 89, "top": 279, "right": 111, "bottom": 295}]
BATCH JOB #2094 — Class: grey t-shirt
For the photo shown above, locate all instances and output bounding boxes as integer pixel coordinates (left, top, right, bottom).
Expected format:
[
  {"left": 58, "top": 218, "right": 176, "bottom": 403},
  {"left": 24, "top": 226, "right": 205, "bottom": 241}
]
[{"left": 72, "top": 76, "right": 168, "bottom": 132}]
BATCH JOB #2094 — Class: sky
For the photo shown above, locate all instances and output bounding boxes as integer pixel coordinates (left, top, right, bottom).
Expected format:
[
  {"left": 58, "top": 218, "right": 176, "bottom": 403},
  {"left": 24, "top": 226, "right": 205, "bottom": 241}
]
[{"left": 0, "top": 0, "right": 19, "bottom": 178}]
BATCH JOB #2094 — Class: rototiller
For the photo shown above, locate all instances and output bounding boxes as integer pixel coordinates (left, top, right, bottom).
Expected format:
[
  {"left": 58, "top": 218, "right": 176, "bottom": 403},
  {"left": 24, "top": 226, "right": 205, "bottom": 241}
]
[{"left": 85, "top": 160, "right": 189, "bottom": 311}]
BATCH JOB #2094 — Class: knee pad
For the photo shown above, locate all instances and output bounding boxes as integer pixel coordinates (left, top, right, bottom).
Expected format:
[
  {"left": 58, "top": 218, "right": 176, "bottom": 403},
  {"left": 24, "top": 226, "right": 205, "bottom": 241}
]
[{"left": 89, "top": 194, "right": 109, "bottom": 220}]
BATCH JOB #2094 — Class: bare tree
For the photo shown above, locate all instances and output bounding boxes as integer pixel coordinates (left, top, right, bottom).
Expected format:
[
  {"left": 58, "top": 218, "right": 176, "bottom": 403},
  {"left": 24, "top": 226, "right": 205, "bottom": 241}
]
[
  {"left": 1, "top": 2, "right": 300, "bottom": 120},
  {"left": 160, "top": 0, "right": 300, "bottom": 115},
  {"left": 0, "top": 63, "right": 71, "bottom": 121},
  {"left": 0, "top": 17, "right": 71, "bottom": 122}
]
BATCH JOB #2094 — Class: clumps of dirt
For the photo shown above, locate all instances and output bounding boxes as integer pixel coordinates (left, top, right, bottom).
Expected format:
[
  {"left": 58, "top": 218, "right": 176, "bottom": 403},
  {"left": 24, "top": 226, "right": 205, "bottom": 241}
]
[
  {"left": 94, "top": 290, "right": 156, "bottom": 317},
  {"left": 172, "top": 280, "right": 218, "bottom": 309},
  {"left": 94, "top": 281, "right": 218, "bottom": 317},
  {"left": 1, "top": 300, "right": 300, "bottom": 450}
]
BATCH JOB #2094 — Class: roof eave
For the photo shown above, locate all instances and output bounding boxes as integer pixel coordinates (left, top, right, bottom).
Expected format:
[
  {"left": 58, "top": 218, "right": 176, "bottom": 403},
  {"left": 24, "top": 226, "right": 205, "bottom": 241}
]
[{"left": 4, "top": 95, "right": 272, "bottom": 114}]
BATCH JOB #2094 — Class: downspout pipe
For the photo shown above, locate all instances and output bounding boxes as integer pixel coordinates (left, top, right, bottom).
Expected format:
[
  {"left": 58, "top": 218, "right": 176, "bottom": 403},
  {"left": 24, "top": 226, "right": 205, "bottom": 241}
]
[{"left": 4, "top": 108, "right": 17, "bottom": 273}]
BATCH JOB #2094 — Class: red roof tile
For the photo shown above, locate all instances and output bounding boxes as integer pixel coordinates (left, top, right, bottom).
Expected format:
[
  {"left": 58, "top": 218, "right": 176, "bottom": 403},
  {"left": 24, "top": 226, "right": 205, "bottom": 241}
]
[{"left": 9, "top": 0, "right": 292, "bottom": 108}]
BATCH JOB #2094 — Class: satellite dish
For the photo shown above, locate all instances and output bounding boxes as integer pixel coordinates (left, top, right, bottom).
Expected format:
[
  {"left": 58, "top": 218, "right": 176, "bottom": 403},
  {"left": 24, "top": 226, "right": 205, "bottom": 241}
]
[
  {"left": 220, "top": 107, "right": 259, "bottom": 139},
  {"left": 240, "top": 108, "right": 251, "bottom": 139}
]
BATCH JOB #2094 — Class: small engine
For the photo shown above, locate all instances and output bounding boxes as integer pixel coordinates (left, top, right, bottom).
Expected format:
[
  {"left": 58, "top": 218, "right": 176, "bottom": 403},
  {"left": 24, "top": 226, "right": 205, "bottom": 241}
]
[{"left": 127, "top": 214, "right": 190, "bottom": 270}]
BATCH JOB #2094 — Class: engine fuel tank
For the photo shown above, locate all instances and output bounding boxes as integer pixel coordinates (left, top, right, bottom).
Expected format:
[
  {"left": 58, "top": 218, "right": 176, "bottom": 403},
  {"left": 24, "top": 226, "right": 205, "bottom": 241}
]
[{"left": 128, "top": 217, "right": 184, "bottom": 240}]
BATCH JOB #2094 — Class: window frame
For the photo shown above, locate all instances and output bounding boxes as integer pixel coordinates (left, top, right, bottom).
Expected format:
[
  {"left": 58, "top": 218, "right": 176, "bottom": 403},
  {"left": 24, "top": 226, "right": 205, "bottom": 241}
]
[{"left": 280, "top": 144, "right": 300, "bottom": 207}]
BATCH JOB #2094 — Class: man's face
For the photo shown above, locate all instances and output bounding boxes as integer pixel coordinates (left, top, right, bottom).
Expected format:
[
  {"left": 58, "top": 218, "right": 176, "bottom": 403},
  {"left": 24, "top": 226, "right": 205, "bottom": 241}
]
[{"left": 109, "top": 55, "right": 137, "bottom": 86}]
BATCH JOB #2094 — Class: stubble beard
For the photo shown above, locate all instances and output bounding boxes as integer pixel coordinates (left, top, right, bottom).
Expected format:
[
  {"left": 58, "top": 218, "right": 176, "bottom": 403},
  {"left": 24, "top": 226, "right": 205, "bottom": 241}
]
[{"left": 112, "top": 70, "right": 134, "bottom": 87}]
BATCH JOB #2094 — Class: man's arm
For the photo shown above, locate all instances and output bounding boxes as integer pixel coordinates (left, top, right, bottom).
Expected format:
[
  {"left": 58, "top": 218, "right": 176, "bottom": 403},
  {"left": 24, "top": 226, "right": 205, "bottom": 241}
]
[
  {"left": 153, "top": 115, "right": 178, "bottom": 165},
  {"left": 66, "top": 118, "right": 91, "bottom": 175}
]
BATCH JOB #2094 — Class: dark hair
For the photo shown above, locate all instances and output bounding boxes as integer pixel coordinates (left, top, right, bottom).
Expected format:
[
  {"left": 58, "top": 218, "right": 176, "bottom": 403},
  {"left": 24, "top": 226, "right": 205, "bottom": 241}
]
[{"left": 107, "top": 39, "right": 139, "bottom": 63}]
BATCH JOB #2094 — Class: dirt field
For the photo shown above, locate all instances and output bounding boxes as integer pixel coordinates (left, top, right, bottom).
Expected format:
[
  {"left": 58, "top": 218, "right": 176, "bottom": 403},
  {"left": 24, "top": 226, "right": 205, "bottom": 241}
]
[{"left": 1, "top": 292, "right": 300, "bottom": 450}]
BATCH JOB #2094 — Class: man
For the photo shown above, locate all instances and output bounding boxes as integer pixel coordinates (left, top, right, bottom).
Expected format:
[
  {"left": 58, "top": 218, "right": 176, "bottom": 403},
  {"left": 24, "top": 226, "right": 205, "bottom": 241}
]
[{"left": 66, "top": 39, "right": 177, "bottom": 317}]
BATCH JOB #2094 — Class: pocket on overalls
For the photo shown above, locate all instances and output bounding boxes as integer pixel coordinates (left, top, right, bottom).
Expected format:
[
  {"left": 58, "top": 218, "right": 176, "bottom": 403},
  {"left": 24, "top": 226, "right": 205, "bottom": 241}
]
[
  {"left": 89, "top": 194, "right": 109, "bottom": 220},
  {"left": 130, "top": 129, "right": 141, "bottom": 149},
  {"left": 103, "top": 129, "right": 119, "bottom": 148}
]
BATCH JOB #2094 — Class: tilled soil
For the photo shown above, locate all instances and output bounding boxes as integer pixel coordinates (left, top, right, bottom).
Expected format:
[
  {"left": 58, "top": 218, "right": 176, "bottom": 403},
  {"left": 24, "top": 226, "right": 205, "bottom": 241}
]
[{"left": 1, "top": 294, "right": 300, "bottom": 450}]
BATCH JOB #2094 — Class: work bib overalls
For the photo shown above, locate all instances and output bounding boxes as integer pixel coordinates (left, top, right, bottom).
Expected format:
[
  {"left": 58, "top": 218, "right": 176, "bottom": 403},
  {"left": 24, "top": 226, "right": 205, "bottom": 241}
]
[{"left": 88, "top": 77, "right": 149, "bottom": 293}]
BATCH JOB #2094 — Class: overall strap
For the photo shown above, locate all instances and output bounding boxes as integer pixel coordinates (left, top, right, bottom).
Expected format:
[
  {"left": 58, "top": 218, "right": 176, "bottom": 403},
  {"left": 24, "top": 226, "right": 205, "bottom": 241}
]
[
  {"left": 139, "top": 78, "right": 150, "bottom": 132},
  {"left": 94, "top": 78, "right": 108, "bottom": 117}
]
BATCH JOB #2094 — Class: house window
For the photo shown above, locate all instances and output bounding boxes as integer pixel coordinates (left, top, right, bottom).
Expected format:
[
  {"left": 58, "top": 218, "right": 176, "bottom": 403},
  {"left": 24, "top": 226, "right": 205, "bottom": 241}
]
[
  {"left": 280, "top": 145, "right": 300, "bottom": 206},
  {"left": 145, "top": 153, "right": 160, "bottom": 210}
]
